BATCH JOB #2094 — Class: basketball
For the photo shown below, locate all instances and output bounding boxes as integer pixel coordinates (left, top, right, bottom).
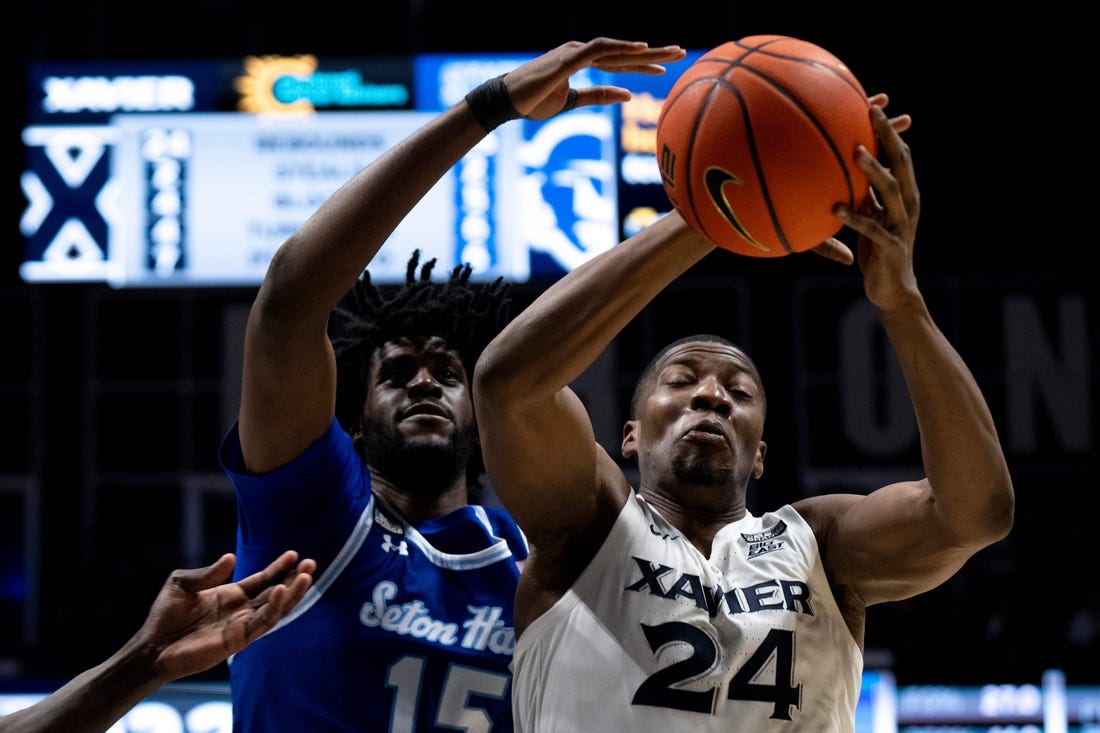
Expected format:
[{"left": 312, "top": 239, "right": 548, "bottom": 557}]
[{"left": 655, "top": 35, "right": 877, "bottom": 257}]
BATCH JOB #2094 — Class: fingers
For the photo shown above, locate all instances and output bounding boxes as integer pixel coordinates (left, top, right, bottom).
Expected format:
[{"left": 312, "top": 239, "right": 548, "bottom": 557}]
[
  {"left": 280, "top": 561, "right": 316, "bottom": 608},
  {"left": 256, "top": 568, "right": 312, "bottom": 617},
  {"left": 810, "top": 237, "right": 854, "bottom": 265},
  {"left": 546, "top": 38, "right": 669, "bottom": 80},
  {"left": 870, "top": 105, "right": 908, "bottom": 170},
  {"left": 593, "top": 54, "right": 687, "bottom": 74},
  {"left": 867, "top": 92, "right": 912, "bottom": 134},
  {"left": 235, "top": 550, "right": 301, "bottom": 599},
  {"left": 834, "top": 201, "right": 885, "bottom": 241},
  {"left": 573, "top": 38, "right": 686, "bottom": 73},
  {"left": 568, "top": 86, "right": 632, "bottom": 111},
  {"left": 889, "top": 114, "right": 913, "bottom": 134},
  {"left": 172, "top": 553, "right": 236, "bottom": 594},
  {"left": 867, "top": 106, "right": 919, "bottom": 220},
  {"left": 512, "top": 38, "right": 685, "bottom": 121},
  {"left": 242, "top": 559, "right": 315, "bottom": 640},
  {"left": 248, "top": 555, "right": 316, "bottom": 610},
  {"left": 558, "top": 42, "right": 685, "bottom": 114},
  {"left": 561, "top": 87, "right": 579, "bottom": 112},
  {"left": 561, "top": 41, "right": 685, "bottom": 112}
]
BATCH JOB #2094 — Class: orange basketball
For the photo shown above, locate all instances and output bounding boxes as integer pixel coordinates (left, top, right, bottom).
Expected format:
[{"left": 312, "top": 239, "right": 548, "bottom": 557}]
[{"left": 655, "top": 35, "right": 876, "bottom": 257}]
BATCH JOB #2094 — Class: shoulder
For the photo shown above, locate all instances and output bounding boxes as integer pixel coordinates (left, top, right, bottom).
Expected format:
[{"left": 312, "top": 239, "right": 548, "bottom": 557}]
[
  {"left": 789, "top": 493, "right": 863, "bottom": 547},
  {"left": 221, "top": 416, "right": 353, "bottom": 477}
]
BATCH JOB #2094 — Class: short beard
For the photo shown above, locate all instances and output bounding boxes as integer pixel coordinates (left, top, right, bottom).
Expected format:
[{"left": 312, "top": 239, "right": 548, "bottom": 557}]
[
  {"left": 671, "top": 455, "right": 734, "bottom": 487},
  {"left": 359, "top": 416, "right": 477, "bottom": 498}
]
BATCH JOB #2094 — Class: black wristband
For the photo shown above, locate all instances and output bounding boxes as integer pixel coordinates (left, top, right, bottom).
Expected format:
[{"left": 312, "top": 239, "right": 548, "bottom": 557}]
[{"left": 465, "top": 74, "right": 522, "bottom": 132}]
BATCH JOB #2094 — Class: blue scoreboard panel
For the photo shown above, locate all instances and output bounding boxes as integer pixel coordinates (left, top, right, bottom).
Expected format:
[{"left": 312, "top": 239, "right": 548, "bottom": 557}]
[{"left": 19, "top": 51, "right": 708, "bottom": 288}]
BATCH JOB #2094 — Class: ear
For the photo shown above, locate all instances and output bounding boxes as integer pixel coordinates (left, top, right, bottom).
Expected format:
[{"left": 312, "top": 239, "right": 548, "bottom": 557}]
[
  {"left": 622, "top": 420, "right": 639, "bottom": 459},
  {"left": 350, "top": 421, "right": 364, "bottom": 450},
  {"left": 753, "top": 440, "right": 767, "bottom": 479}
]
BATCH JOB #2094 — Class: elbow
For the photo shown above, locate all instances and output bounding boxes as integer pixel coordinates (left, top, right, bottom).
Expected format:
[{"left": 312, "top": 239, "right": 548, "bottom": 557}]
[
  {"left": 938, "top": 474, "right": 1015, "bottom": 551},
  {"left": 472, "top": 343, "right": 501, "bottom": 391},
  {"left": 472, "top": 341, "right": 528, "bottom": 412},
  {"left": 987, "top": 483, "right": 1015, "bottom": 542},
  {"left": 972, "top": 477, "right": 1015, "bottom": 547},
  {"left": 251, "top": 234, "right": 334, "bottom": 329},
  {"left": 254, "top": 240, "right": 305, "bottom": 318},
  {"left": 472, "top": 339, "right": 544, "bottom": 418},
  {"left": 472, "top": 343, "right": 508, "bottom": 411}
]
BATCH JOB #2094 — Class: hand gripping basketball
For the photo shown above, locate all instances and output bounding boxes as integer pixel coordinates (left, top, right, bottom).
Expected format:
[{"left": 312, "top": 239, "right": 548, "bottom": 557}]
[{"left": 655, "top": 35, "right": 876, "bottom": 257}]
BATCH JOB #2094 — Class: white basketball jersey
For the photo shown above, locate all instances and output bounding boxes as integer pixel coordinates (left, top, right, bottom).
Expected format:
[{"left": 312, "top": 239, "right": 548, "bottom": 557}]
[{"left": 511, "top": 492, "right": 862, "bottom": 732}]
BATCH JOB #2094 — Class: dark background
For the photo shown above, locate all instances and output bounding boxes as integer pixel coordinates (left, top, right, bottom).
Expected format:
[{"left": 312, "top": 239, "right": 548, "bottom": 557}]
[{"left": 2, "top": 0, "right": 1096, "bottom": 693}]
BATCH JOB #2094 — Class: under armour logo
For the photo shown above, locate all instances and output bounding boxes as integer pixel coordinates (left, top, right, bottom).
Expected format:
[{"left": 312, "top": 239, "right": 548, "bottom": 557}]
[{"left": 381, "top": 534, "right": 408, "bottom": 555}]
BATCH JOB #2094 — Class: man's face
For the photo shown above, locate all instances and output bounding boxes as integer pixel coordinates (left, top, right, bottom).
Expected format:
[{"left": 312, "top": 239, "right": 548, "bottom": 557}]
[
  {"left": 623, "top": 340, "right": 766, "bottom": 491},
  {"left": 358, "top": 336, "right": 477, "bottom": 494}
]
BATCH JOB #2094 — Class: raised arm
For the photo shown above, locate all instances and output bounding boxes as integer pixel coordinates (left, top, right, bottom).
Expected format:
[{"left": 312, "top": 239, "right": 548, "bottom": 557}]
[
  {"left": 0, "top": 552, "right": 314, "bottom": 733},
  {"left": 474, "top": 210, "right": 712, "bottom": 545},
  {"left": 239, "top": 37, "right": 688, "bottom": 474},
  {"left": 471, "top": 93, "right": 880, "bottom": 553},
  {"left": 800, "top": 104, "right": 1014, "bottom": 605},
  {"left": 238, "top": 81, "right": 489, "bottom": 473}
]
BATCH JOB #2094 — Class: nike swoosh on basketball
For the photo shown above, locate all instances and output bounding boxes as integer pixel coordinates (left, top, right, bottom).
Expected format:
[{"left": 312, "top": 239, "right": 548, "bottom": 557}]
[{"left": 704, "top": 167, "right": 769, "bottom": 253}]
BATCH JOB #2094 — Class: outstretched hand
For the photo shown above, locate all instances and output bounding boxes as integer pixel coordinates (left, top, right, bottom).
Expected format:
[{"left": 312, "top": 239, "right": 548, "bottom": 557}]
[
  {"left": 138, "top": 551, "right": 316, "bottom": 682},
  {"left": 503, "top": 37, "right": 687, "bottom": 121}
]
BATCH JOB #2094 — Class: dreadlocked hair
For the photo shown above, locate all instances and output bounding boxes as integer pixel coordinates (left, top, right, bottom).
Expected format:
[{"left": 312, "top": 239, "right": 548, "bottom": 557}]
[{"left": 329, "top": 250, "right": 512, "bottom": 491}]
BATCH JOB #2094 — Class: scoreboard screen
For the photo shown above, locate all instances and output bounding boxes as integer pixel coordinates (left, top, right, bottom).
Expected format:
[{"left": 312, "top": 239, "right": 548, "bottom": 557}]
[{"left": 19, "top": 50, "right": 705, "bottom": 288}]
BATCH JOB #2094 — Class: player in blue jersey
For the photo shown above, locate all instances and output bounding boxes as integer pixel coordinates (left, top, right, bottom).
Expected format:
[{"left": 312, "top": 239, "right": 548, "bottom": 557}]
[{"left": 218, "top": 38, "right": 688, "bottom": 732}]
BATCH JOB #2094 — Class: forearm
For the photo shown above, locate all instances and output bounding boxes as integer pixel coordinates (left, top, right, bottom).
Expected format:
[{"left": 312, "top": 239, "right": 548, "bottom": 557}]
[
  {"left": 0, "top": 637, "right": 163, "bottom": 733},
  {"left": 882, "top": 295, "right": 1014, "bottom": 541},
  {"left": 476, "top": 211, "right": 713, "bottom": 401},
  {"left": 255, "top": 101, "right": 488, "bottom": 323}
]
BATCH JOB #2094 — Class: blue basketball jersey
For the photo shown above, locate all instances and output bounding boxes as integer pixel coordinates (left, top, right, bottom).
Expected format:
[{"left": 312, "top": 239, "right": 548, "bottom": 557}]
[{"left": 220, "top": 418, "right": 528, "bottom": 732}]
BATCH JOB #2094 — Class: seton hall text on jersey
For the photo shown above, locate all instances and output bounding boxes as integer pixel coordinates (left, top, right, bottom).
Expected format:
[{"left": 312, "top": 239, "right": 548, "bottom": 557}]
[
  {"left": 359, "top": 580, "right": 515, "bottom": 655},
  {"left": 624, "top": 556, "right": 816, "bottom": 619}
]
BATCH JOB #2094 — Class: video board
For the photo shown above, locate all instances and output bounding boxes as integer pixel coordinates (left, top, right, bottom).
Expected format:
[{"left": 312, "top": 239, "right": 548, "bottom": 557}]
[{"left": 19, "top": 50, "right": 704, "bottom": 287}]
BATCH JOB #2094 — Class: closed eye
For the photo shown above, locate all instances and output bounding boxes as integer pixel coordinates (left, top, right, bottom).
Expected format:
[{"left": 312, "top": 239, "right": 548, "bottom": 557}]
[{"left": 436, "top": 367, "right": 461, "bottom": 384}]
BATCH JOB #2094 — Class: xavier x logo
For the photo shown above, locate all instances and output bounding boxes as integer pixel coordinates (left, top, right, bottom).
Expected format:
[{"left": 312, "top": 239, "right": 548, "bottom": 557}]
[
  {"left": 21, "top": 126, "right": 116, "bottom": 273},
  {"left": 704, "top": 166, "right": 769, "bottom": 254}
]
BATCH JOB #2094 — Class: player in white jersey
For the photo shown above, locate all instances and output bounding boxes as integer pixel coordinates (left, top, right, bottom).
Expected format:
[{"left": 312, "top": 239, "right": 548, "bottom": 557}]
[
  {"left": 473, "top": 88, "right": 1015, "bottom": 730},
  {"left": 512, "top": 495, "right": 861, "bottom": 731}
]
